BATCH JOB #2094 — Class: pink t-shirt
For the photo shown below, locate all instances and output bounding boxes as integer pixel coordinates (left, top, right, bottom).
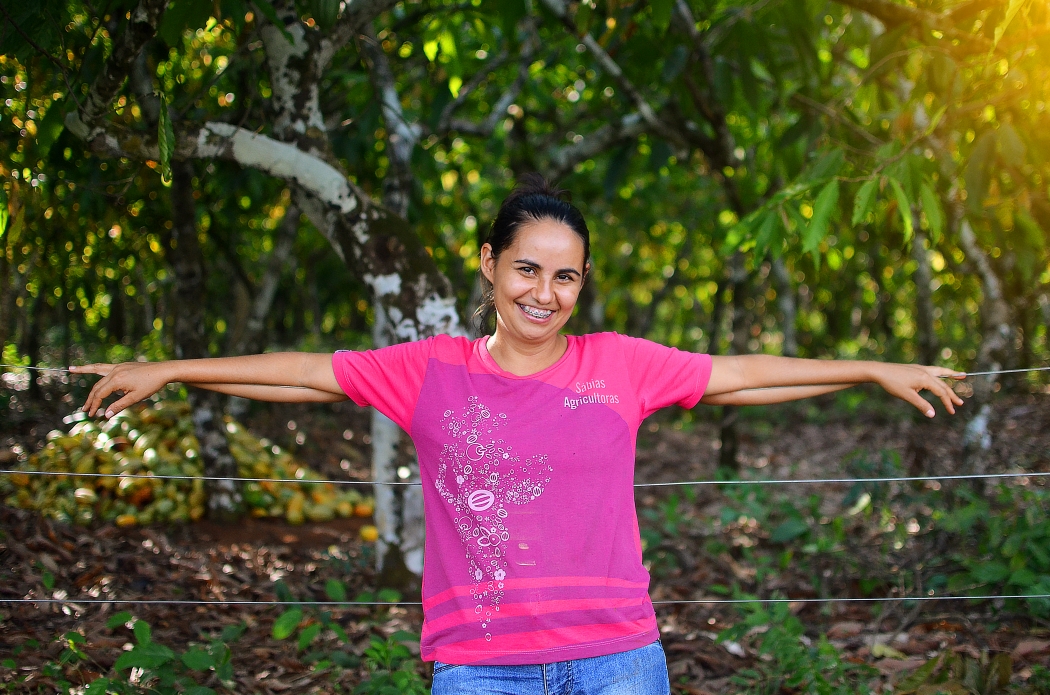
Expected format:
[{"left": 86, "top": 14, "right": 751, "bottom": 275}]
[{"left": 332, "top": 332, "right": 712, "bottom": 665}]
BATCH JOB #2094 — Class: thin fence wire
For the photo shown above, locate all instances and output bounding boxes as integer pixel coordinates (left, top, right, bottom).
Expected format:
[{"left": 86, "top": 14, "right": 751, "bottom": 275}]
[
  {"left": 2, "top": 364, "right": 1048, "bottom": 611},
  {"left": 2, "top": 468, "right": 1049, "bottom": 487},
  {"left": 1, "top": 594, "right": 1048, "bottom": 607}
]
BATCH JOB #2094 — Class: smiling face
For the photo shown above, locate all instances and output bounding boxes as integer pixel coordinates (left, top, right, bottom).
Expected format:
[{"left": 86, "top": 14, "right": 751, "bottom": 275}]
[{"left": 480, "top": 218, "right": 589, "bottom": 350}]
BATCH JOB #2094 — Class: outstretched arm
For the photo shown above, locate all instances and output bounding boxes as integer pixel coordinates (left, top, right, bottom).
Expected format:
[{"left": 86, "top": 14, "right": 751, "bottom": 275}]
[
  {"left": 700, "top": 355, "right": 965, "bottom": 417},
  {"left": 71, "top": 352, "right": 346, "bottom": 417}
]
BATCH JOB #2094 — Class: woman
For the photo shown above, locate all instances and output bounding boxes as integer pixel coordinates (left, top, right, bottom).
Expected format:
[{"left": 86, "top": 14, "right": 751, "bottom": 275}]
[{"left": 73, "top": 177, "right": 963, "bottom": 694}]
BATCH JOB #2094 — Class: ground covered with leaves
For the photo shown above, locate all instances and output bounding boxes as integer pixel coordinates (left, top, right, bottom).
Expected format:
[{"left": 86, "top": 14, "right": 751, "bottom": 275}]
[{"left": 2, "top": 389, "right": 1050, "bottom": 694}]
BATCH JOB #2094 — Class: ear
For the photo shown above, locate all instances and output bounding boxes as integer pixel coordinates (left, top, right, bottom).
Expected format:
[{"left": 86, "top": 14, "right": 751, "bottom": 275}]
[
  {"left": 480, "top": 243, "right": 497, "bottom": 283},
  {"left": 582, "top": 261, "right": 591, "bottom": 284}
]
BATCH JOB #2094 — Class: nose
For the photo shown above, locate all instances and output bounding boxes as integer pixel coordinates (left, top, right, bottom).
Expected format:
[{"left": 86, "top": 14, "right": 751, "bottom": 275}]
[{"left": 534, "top": 276, "right": 555, "bottom": 305}]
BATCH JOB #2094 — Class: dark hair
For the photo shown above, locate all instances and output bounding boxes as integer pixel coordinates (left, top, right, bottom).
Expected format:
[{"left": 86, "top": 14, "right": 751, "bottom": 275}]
[{"left": 474, "top": 174, "right": 591, "bottom": 333}]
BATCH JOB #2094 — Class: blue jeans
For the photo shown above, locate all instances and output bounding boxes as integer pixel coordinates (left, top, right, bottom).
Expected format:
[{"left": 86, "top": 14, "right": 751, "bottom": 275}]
[{"left": 431, "top": 640, "right": 670, "bottom": 695}]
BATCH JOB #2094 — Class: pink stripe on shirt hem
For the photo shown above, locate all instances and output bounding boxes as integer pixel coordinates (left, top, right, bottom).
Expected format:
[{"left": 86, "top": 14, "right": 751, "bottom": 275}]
[
  {"left": 424, "top": 596, "right": 648, "bottom": 633},
  {"left": 423, "top": 576, "right": 650, "bottom": 611}
]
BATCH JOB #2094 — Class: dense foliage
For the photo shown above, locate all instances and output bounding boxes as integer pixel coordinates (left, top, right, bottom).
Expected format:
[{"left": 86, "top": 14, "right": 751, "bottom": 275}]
[{"left": 1, "top": 0, "right": 1047, "bottom": 383}]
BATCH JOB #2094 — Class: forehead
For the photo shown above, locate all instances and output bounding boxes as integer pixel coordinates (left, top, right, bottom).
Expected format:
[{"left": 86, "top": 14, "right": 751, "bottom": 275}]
[{"left": 507, "top": 219, "right": 586, "bottom": 265}]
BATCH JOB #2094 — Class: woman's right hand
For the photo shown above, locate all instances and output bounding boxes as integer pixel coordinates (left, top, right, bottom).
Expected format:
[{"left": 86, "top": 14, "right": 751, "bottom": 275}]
[{"left": 70, "top": 362, "right": 175, "bottom": 418}]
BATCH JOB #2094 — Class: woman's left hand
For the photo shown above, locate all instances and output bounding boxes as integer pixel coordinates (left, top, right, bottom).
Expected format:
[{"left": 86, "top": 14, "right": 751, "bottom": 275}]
[{"left": 872, "top": 364, "right": 965, "bottom": 418}]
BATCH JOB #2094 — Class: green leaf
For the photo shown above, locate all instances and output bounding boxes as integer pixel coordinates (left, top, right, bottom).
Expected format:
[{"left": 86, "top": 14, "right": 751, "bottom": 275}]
[
  {"left": 803, "top": 180, "right": 839, "bottom": 258},
  {"left": 41, "top": 570, "right": 54, "bottom": 591},
  {"left": 753, "top": 210, "right": 779, "bottom": 257},
  {"left": 377, "top": 588, "right": 403, "bottom": 603},
  {"left": 216, "top": 659, "right": 234, "bottom": 684},
  {"left": 325, "top": 579, "right": 347, "bottom": 602},
  {"left": 965, "top": 130, "right": 996, "bottom": 211},
  {"left": 2, "top": 659, "right": 16, "bottom": 669},
  {"left": 887, "top": 177, "right": 913, "bottom": 241},
  {"left": 182, "top": 687, "right": 217, "bottom": 695},
  {"left": 650, "top": 0, "right": 673, "bottom": 32},
  {"left": 994, "top": 0, "right": 1028, "bottom": 49},
  {"left": 770, "top": 518, "right": 810, "bottom": 543},
  {"left": 158, "top": 101, "right": 175, "bottom": 185},
  {"left": 181, "top": 647, "right": 215, "bottom": 671},
  {"left": 34, "top": 101, "right": 67, "bottom": 158},
  {"left": 106, "top": 611, "right": 134, "bottom": 630},
  {"left": 250, "top": 0, "right": 293, "bottom": 42},
  {"left": 158, "top": 0, "right": 214, "bottom": 47},
  {"left": 423, "top": 39, "right": 439, "bottom": 62},
  {"left": 114, "top": 643, "right": 176, "bottom": 670},
  {"left": 220, "top": 623, "right": 246, "bottom": 643},
  {"left": 497, "top": 0, "right": 527, "bottom": 38},
  {"left": 272, "top": 608, "right": 303, "bottom": 640},
  {"left": 971, "top": 561, "right": 1011, "bottom": 584},
  {"left": 308, "top": 0, "right": 340, "bottom": 30},
  {"left": 852, "top": 179, "right": 878, "bottom": 226},
  {"left": 0, "top": 185, "right": 7, "bottom": 239},
  {"left": 83, "top": 679, "right": 112, "bottom": 695},
  {"left": 575, "top": 2, "right": 592, "bottom": 34},
  {"left": 999, "top": 123, "right": 1026, "bottom": 167},
  {"left": 64, "top": 631, "right": 86, "bottom": 645},
  {"left": 919, "top": 183, "right": 944, "bottom": 245},
  {"left": 331, "top": 623, "right": 349, "bottom": 643},
  {"left": 297, "top": 623, "right": 322, "bottom": 651},
  {"left": 1008, "top": 568, "right": 1038, "bottom": 587},
  {"left": 134, "top": 620, "right": 152, "bottom": 645},
  {"left": 804, "top": 147, "right": 844, "bottom": 183}
]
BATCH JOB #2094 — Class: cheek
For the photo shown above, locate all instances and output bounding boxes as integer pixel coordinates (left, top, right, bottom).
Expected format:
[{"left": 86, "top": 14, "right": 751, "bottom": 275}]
[{"left": 556, "top": 285, "right": 582, "bottom": 308}]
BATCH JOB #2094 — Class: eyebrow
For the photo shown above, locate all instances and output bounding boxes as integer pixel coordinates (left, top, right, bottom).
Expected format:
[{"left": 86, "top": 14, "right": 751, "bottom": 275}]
[{"left": 513, "top": 258, "right": 582, "bottom": 277}]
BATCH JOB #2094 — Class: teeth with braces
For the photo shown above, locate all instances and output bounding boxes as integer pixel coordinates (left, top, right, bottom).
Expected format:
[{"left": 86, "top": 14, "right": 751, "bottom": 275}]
[{"left": 519, "top": 304, "right": 553, "bottom": 319}]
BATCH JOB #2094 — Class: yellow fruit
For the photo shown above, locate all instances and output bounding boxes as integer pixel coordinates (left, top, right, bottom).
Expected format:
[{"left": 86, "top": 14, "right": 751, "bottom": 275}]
[
  {"left": 73, "top": 488, "right": 98, "bottom": 505},
  {"left": 115, "top": 514, "right": 138, "bottom": 528},
  {"left": 353, "top": 502, "right": 374, "bottom": 518},
  {"left": 359, "top": 525, "right": 379, "bottom": 542},
  {"left": 190, "top": 505, "right": 205, "bottom": 521},
  {"left": 285, "top": 492, "right": 305, "bottom": 525},
  {"left": 336, "top": 500, "right": 353, "bottom": 518},
  {"left": 305, "top": 503, "right": 335, "bottom": 522},
  {"left": 9, "top": 472, "right": 29, "bottom": 487}
]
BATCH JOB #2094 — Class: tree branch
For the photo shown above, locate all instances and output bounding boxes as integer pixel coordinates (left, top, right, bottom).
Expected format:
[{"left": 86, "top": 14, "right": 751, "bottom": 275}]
[
  {"left": 834, "top": 0, "right": 993, "bottom": 53},
  {"left": 548, "top": 113, "right": 645, "bottom": 180},
  {"left": 538, "top": 0, "right": 684, "bottom": 147},
  {"left": 64, "top": 0, "right": 169, "bottom": 141}
]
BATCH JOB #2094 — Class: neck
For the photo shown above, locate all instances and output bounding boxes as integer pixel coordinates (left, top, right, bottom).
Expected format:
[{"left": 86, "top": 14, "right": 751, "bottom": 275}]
[{"left": 485, "top": 329, "right": 568, "bottom": 376}]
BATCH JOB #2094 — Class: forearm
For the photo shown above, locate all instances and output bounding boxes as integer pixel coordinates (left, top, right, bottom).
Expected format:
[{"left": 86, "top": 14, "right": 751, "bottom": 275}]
[
  {"left": 158, "top": 353, "right": 341, "bottom": 393},
  {"left": 700, "top": 382, "right": 854, "bottom": 406},
  {"left": 706, "top": 355, "right": 882, "bottom": 395},
  {"left": 188, "top": 382, "right": 348, "bottom": 403}
]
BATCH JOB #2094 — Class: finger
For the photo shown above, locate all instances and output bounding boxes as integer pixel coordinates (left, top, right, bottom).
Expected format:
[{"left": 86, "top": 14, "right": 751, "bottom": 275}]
[
  {"left": 69, "top": 363, "right": 114, "bottom": 376},
  {"left": 900, "top": 388, "right": 937, "bottom": 418},
  {"left": 87, "top": 374, "right": 123, "bottom": 417},
  {"left": 102, "top": 390, "right": 145, "bottom": 419},
  {"left": 83, "top": 373, "right": 110, "bottom": 414}
]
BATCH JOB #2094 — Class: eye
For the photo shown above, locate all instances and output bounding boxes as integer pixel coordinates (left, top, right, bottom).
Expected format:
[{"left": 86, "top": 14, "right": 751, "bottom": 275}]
[{"left": 516, "top": 266, "right": 536, "bottom": 275}]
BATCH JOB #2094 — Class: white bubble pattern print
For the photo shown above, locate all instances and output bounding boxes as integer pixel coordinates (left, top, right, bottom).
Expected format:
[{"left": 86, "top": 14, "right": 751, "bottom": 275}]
[{"left": 434, "top": 396, "right": 553, "bottom": 641}]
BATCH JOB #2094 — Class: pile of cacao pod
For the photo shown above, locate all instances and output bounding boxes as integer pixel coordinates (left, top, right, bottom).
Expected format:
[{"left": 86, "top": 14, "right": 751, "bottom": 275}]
[{"left": 1, "top": 401, "right": 374, "bottom": 527}]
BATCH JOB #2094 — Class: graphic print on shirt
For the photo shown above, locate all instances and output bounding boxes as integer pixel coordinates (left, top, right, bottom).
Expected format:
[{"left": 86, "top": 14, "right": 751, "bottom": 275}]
[{"left": 433, "top": 395, "right": 553, "bottom": 641}]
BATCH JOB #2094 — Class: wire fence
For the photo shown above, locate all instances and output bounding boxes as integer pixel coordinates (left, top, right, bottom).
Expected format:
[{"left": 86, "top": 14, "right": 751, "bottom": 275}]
[
  {"left": 2, "top": 593, "right": 1049, "bottom": 608},
  {"left": 2, "top": 468, "right": 1049, "bottom": 487},
  {"left": 2, "top": 364, "right": 1049, "bottom": 609}
]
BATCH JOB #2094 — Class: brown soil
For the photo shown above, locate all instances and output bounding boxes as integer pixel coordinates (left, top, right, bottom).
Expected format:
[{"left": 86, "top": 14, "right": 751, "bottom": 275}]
[{"left": 2, "top": 389, "right": 1049, "bottom": 693}]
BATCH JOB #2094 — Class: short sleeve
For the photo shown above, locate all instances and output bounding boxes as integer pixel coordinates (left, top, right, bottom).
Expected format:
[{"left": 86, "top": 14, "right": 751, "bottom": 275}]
[
  {"left": 331, "top": 338, "right": 434, "bottom": 431},
  {"left": 616, "top": 335, "right": 712, "bottom": 419}
]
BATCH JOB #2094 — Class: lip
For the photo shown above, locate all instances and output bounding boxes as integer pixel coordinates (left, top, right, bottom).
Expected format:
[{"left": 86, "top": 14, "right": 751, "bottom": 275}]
[{"left": 516, "top": 303, "right": 555, "bottom": 323}]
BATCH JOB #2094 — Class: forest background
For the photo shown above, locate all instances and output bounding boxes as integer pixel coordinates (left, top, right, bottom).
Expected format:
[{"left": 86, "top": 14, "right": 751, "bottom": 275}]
[{"left": 1, "top": 0, "right": 1050, "bottom": 693}]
